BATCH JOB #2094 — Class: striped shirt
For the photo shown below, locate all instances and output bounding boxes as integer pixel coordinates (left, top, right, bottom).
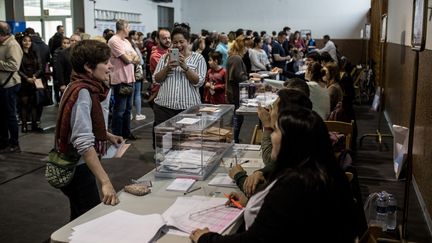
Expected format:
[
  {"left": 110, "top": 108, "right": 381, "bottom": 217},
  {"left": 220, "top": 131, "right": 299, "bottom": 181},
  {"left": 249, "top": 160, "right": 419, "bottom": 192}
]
[{"left": 153, "top": 52, "right": 207, "bottom": 110}]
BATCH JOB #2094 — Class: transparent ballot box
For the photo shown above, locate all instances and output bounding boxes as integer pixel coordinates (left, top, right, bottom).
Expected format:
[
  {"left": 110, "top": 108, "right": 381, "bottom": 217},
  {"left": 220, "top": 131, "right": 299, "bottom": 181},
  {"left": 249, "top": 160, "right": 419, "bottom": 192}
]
[{"left": 154, "top": 104, "right": 234, "bottom": 180}]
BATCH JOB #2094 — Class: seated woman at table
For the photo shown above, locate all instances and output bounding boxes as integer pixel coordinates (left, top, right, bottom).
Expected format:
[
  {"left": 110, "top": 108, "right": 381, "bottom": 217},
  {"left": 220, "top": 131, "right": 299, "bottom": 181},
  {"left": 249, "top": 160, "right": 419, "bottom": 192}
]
[
  {"left": 229, "top": 88, "right": 312, "bottom": 196},
  {"left": 55, "top": 40, "right": 123, "bottom": 220},
  {"left": 190, "top": 106, "right": 357, "bottom": 243}
]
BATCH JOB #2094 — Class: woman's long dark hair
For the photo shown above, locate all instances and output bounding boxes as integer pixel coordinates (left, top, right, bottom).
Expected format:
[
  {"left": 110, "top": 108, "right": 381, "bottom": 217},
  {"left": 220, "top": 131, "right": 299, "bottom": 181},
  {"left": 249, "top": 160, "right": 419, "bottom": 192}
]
[{"left": 269, "top": 106, "right": 342, "bottom": 186}]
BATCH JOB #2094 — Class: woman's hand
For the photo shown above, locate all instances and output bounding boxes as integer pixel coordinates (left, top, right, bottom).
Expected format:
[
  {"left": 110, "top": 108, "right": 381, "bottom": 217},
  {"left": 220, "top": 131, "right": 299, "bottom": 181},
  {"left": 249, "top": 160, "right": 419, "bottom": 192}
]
[
  {"left": 228, "top": 164, "right": 245, "bottom": 179},
  {"left": 190, "top": 227, "right": 209, "bottom": 243},
  {"left": 243, "top": 170, "right": 265, "bottom": 196},
  {"left": 257, "top": 104, "right": 271, "bottom": 128},
  {"left": 179, "top": 53, "right": 188, "bottom": 71},
  {"left": 107, "top": 132, "right": 124, "bottom": 147},
  {"left": 101, "top": 180, "right": 119, "bottom": 205},
  {"left": 205, "top": 82, "right": 211, "bottom": 88},
  {"left": 225, "top": 191, "right": 248, "bottom": 207}
]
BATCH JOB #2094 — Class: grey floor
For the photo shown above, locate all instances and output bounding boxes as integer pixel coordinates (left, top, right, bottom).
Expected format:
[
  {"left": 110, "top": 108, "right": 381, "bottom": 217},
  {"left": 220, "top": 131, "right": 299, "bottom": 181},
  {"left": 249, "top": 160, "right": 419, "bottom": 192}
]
[{"left": 0, "top": 103, "right": 430, "bottom": 242}]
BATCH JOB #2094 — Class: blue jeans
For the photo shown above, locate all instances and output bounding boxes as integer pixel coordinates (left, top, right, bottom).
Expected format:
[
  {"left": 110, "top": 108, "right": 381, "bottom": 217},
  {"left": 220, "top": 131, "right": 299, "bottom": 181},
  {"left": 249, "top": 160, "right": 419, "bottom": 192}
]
[
  {"left": 133, "top": 81, "right": 142, "bottom": 115},
  {"left": 0, "top": 84, "right": 20, "bottom": 146},
  {"left": 111, "top": 84, "right": 133, "bottom": 137}
]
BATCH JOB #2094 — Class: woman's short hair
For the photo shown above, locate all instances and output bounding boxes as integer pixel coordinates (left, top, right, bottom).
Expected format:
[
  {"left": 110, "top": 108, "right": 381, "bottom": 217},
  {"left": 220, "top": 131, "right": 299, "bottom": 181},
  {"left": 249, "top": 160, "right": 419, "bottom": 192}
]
[
  {"left": 172, "top": 22, "right": 191, "bottom": 40},
  {"left": 71, "top": 39, "right": 111, "bottom": 74}
]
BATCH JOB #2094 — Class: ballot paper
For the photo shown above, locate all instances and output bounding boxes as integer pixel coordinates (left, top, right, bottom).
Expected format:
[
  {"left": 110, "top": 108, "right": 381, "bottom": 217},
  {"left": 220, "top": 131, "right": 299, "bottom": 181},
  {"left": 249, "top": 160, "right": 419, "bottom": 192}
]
[
  {"left": 102, "top": 142, "right": 130, "bottom": 159},
  {"left": 69, "top": 210, "right": 165, "bottom": 243},
  {"left": 208, "top": 173, "right": 237, "bottom": 188},
  {"left": 166, "top": 178, "right": 196, "bottom": 192}
]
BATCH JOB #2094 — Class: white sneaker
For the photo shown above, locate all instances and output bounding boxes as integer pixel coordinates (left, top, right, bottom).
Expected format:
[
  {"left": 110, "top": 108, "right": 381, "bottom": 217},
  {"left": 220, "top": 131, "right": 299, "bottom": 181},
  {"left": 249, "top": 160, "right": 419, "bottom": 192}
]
[{"left": 135, "top": 114, "right": 146, "bottom": 121}]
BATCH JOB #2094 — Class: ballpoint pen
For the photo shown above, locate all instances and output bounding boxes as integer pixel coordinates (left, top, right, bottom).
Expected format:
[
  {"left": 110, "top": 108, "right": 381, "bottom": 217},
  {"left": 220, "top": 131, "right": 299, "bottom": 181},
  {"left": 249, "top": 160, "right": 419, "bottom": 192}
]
[
  {"left": 239, "top": 160, "right": 250, "bottom": 165},
  {"left": 184, "top": 186, "right": 202, "bottom": 195},
  {"left": 224, "top": 193, "right": 243, "bottom": 209}
]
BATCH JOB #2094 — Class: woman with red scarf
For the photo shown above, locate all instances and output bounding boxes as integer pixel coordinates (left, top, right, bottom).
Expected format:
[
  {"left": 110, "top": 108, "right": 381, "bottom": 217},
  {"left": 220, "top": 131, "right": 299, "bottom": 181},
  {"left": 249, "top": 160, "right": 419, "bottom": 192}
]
[{"left": 55, "top": 40, "right": 123, "bottom": 220}]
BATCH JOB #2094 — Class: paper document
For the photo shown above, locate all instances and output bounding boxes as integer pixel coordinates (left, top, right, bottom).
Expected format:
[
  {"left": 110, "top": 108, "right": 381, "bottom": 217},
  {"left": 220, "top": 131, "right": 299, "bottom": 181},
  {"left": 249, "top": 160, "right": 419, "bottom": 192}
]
[
  {"left": 223, "top": 158, "right": 264, "bottom": 168},
  {"left": 70, "top": 210, "right": 165, "bottom": 243},
  {"left": 163, "top": 196, "right": 244, "bottom": 234},
  {"left": 34, "top": 78, "right": 44, "bottom": 89},
  {"left": 176, "top": 118, "right": 201, "bottom": 125},
  {"left": 102, "top": 142, "right": 130, "bottom": 159},
  {"left": 166, "top": 178, "right": 196, "bottom": 192},
  {"left": 208, "top": 173, "right": 237, "bottom": 188}
]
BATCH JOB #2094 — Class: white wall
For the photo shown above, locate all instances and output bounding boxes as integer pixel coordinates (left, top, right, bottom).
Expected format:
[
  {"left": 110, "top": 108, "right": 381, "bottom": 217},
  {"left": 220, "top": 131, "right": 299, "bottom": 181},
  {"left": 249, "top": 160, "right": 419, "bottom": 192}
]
[
  {"left": 180, "top": 0, "right": 370, "bottom": 39},
  {"left": 83, "top": 0, "right": 181, "bottom": 37},
  {"left": 387, "top": 0, "right": 432, "bottom": 50}
]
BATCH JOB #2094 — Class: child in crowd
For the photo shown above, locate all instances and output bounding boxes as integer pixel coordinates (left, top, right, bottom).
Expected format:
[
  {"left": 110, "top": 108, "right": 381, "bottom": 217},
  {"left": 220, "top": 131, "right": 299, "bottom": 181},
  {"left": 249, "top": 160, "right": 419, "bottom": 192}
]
[{"left": 204, "top": 51, "right": 227, "bottom": 104}]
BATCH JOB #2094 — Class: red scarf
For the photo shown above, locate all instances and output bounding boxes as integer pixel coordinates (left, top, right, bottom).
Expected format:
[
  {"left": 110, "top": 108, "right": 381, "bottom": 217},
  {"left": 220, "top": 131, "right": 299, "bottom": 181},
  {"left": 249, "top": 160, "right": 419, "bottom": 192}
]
[{"left": 55, "top": 73, "right": 110, "bottom": 155}]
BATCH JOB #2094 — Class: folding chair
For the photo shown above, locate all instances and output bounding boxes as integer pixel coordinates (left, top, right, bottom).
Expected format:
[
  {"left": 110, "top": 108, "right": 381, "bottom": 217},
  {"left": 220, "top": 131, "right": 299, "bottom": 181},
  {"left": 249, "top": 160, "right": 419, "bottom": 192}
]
[{"left": 325, "top": 120, "right": 354, "bottom": 150}]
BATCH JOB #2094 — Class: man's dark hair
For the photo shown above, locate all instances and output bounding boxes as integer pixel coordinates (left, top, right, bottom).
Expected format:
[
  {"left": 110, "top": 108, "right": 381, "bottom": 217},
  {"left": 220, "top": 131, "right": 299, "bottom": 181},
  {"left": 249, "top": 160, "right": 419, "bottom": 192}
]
[
  {"left": 272, "top": 31, "right": 277, "bottom": 36},
  {"left": 209, "top": 51, "right": 222, "bottom": 65},
  {"left": 201, "top": 29, "right": 209, "bottom": 37},
  {"left": 103, "top": 28, "right": 113, "bottom": 36},
  {"left": 260, "top": 31, "right": 266, "bottom": 37},
  {"left": 56, "top": 25, "right": 63, "bottom": 31},
  {"left": 306, "top": 51, "right": 321, "bottom": 63},
  {"left": 246, "top": 29, "right": 253, "bottom": 36},
  {"left": 277, "top": 31, "right": 287, "bottom": 37},
  {"left": 283, "top": 26, "right": 291, "bottom": 32},
  {"left": 323, "top": 35, "right": 330, "bottom": 40},
  {"left": 235, "top": 28, "right": 244, "bottom": 37},
  {"left": 71, "top": 40, "right": 111, "bottom": 74}
]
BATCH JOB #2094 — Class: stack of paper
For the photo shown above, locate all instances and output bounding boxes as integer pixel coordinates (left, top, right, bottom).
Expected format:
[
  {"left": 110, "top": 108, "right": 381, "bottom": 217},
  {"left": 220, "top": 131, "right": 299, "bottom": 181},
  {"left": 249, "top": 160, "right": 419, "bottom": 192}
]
[
  {"left": 208, "top": 173, "right": 237, "bottom": 188},
  {"left": 69, "top": 210, "right": 165, "bottom": 243},
  {"left": 166, "top": 178, "right": 196, "bottom": 192}
]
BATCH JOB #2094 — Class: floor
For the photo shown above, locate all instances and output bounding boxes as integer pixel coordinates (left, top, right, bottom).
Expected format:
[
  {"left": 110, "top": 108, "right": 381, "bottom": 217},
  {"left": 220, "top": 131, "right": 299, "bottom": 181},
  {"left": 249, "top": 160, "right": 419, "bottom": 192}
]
[{"left": 0, "top": 103, "right": 430, "bottom": 243}]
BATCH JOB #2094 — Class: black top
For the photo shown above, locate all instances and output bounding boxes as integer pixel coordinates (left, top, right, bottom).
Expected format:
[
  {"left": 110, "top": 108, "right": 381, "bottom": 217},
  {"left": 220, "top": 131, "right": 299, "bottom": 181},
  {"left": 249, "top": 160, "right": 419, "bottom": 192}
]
[
  {"left": 199, "top": 169, "right": 357, "bottom": 243},
  {"left": 55, "top": 47, "right": 73, "bottom": 87}
]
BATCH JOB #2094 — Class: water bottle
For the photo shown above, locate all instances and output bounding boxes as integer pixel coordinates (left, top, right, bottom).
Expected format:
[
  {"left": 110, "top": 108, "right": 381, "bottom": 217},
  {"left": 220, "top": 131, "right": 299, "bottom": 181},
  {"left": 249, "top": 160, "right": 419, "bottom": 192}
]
[
  {"left": 376, "top": 192, "right": 388, "bottom": 231},
  {"left": 387, "top": 194, "right": 397, "bottom": 230}
]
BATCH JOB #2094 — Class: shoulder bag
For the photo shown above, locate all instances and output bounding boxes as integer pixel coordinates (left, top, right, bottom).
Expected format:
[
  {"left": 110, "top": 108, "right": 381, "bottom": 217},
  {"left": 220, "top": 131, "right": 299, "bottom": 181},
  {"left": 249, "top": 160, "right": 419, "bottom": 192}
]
[{"left": 45, "top": 145, "right": 80, "bottom": 188}]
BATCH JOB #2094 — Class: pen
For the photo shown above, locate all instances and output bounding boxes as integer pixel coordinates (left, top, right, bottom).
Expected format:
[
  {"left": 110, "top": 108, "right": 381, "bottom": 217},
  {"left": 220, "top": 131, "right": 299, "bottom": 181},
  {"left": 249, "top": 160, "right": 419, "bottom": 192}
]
[
  {"left": 239, "top": 160, "right": 250, "bottom": 165},
  {"left": 224, "top": 193, "right": 243, "bottom": 209},
  {"left": 184, "top": 186, "right": 201, "bottom": 195}
]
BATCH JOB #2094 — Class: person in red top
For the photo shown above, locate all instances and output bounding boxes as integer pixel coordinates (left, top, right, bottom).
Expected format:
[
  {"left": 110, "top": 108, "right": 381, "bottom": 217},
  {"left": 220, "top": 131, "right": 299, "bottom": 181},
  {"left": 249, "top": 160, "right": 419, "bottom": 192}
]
[
  {"left": 148, "top": 28, "right": 171, "bottom": 107},
  {"left": 204, "top": 51, "right": 227, "bottom": 104}
]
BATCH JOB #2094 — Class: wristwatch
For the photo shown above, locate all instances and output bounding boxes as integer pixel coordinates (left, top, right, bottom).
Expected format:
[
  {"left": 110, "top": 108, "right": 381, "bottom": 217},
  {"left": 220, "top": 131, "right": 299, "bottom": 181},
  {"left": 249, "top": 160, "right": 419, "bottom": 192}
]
[{"left": 183, "top": 66, "right": 189, "bottom": 72}]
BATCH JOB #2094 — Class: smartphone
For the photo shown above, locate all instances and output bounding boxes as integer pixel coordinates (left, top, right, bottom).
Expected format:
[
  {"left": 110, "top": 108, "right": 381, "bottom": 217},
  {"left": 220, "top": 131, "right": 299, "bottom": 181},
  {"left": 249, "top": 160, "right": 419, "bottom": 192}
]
[{"left": 170, "top": 48, "right": 179, "bottom": 63}]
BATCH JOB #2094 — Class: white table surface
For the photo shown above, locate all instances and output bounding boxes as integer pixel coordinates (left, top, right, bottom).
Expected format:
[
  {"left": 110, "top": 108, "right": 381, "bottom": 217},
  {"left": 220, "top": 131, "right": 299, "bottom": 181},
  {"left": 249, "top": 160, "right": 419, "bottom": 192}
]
[{"left": 50, "top": 148, "right": 262, "bottom": 243}]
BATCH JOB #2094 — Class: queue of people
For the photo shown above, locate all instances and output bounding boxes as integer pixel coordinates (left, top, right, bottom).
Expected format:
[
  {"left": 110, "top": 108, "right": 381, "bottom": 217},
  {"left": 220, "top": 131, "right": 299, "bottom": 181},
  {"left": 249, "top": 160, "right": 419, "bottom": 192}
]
[{"left": 1, "top": 19, "right": 361, "bottom": 241}]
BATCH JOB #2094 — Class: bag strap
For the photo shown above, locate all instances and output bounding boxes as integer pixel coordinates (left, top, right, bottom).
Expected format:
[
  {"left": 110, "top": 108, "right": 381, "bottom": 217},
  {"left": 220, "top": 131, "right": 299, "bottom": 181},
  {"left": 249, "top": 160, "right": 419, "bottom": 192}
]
[{"left": 0, "top": 72, "right": 15, "bottom": 88}]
